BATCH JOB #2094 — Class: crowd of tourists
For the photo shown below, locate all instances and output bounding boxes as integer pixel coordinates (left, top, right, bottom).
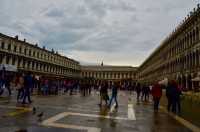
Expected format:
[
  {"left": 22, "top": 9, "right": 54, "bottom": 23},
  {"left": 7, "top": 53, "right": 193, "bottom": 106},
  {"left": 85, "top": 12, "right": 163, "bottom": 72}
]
[
  {"left": 0, "top": 67, "right": 183, "bottom": 114},
  {"left": 133, "top": 80, "right": 182, "bottom": 114},
  {"left": 142, "top": 80, "right": 181, "bottom": 114},
  {"left": 0, "top": 67, "right": 81, "bottom": 104}
]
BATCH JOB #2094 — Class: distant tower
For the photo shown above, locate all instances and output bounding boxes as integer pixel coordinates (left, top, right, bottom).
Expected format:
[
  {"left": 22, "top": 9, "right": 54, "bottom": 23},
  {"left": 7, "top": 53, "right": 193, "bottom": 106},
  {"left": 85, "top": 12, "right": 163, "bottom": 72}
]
[{"left": 101, "top": 61, "right": 104, "bottom": 66}]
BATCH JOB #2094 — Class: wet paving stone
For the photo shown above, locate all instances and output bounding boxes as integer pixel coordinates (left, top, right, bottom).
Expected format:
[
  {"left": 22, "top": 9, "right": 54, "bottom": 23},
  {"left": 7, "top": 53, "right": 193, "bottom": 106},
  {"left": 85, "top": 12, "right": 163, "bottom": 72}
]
[{"left": 0, "top": 91, "right": 194, "bottom": 132}]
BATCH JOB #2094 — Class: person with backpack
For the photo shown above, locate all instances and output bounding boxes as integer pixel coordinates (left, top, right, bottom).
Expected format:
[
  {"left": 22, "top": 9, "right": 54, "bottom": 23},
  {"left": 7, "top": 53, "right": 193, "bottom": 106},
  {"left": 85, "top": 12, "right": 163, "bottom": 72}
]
[
  {"left": 22, "top": 72, "right": 33, "bottom": 104},
  {"left": 135, "top": 83, "right": 141, "bottom": 102}
]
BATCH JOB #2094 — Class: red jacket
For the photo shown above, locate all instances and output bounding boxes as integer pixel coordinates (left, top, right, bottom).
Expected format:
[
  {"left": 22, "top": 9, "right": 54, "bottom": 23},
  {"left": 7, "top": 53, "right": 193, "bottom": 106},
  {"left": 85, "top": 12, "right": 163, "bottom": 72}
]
[{"left": 151, "top": 83, "right": 162, "bottom": 98}]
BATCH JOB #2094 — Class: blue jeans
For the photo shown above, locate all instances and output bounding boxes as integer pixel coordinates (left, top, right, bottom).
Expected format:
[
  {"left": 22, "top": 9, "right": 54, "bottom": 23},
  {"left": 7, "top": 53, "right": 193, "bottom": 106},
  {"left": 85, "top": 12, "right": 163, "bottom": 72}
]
[
  {"left": 0, "top": 80, "right": 5, "bottom": 95},
  {"left": 109, "top": 94, "right": 118, "bottom": 107},
  {"left": 153, "top": 97, "right": 160, "bottom": 111},
  {"left": 43, "top": 85, "right": 48, "bottom": 95},
  {"left": 22, "top": 88, "right": 31, "bottom": 103}
]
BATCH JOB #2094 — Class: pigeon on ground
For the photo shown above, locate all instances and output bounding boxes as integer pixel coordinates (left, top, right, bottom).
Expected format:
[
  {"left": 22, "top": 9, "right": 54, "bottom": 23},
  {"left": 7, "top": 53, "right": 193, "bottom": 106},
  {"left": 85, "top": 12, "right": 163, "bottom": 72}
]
[
  {"left": 37, "top": 112, "right": 44, "bottom": 121},
  {"left": 32, "top": 107, "right": 36, "bottom": 115}
]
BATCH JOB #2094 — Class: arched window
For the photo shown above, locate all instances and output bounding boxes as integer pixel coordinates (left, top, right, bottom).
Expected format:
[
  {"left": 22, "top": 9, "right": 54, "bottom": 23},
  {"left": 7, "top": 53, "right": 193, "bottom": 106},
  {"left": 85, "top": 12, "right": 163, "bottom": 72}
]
[
  {"left": 37, "top": 52, "right": 39, "bottom": 58},
  {"left": 6, "top": 56, "right": 10, "bottom": 64},
  {"left": 12, "top": 57, "right": 15, "bottom": 65},
  {"left": 1, "top": 42, "right": 5, "bottom": 49},
  {"left": 0, "top": 54, "right": 3, "bottom": 63},
  {"left": 193, "top": 30, "right": 196, "bottom": 43},
  {"left": 29, "top": 50, "right": 32, "bottom": 56},
  {"left": 196, "top": 27, "right": 199, "bottom": 41},
  {"left": 19, "top": 46, "right": 22, "bottom": 53},
  {"left": 14, "top": 45, "right": 17, "bottom": 52},
  {"left": 8, "top": 44, "right": 11, "bottom": 51},
  {"left": 28, "top": 61, "right": 31, "bottom": 69},
  {"left": 196, "top": 51, "right": 199, "bottom": 67},
  {"left": 24, "top": 48, "right": 27, "bottom": 55},
  {"left": 18, "top": 58, "right": 21, "bottom": 67},
  {"left": 23, "top": 59, "right": 25, "bottom": 68}
]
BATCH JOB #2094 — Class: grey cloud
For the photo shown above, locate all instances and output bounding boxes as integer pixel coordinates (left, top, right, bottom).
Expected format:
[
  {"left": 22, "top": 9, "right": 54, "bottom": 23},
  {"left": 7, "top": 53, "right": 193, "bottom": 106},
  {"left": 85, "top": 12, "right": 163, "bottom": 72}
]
[
  {"left": 45, "top": 8, "right": 64, "bottom": 17},
  {"left": 0, "top": 0, "right": 198, "bottom": 66}
]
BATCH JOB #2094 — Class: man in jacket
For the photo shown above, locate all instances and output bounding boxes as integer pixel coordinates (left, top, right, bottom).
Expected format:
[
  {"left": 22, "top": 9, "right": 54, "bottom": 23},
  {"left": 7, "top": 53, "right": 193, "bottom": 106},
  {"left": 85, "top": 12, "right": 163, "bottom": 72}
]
[
  {"left": 22, "top": 72, "right": 33, "bottom": 104},
  {"left": 151, "top": 82, "right": 162, "bottom": 111},
  {"left": 108, "top": 82, "right": 119, "bottom": 108}
]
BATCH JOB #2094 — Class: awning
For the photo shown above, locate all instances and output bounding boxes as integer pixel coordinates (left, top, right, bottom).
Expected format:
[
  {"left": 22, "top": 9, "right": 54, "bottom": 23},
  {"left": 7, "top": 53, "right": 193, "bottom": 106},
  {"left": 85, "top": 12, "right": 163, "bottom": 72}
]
[
  {"left": 192, "top": 76, "right": 200, "bottom": 81},
  {"left": 0, "top": 64, "right": 17, "bottom": 72}
]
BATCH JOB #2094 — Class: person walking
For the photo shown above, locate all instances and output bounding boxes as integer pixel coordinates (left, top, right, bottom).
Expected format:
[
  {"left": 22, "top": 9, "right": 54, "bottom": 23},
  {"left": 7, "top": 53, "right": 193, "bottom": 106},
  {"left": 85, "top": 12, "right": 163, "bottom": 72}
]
[
  {"left": 43, "top": 78, "right": 49, "bottom": 95},
  {"left": 135, "top": 83, "right": 141, "bottom": 102},
  {"left": 151, "top": 82, "right": 162, "bottom": 111},
  {"left": 5, "top": 73, "right": 12, "bottom": 96},
  {"left": 0, "top": 67, "right": 6, "bottom": 95},
  {"left": 22, "top": 72, "right": 33, "bottom": 104},
  {"left": 176, "top": 83, "right": 182, "bottom": 114},
  {"left": 142, "top": 85, "right": 150, "bottom": 101},
  {"left": 15, "top": 73, "right": 24, "bottom": 102},
  {"left": 108, "top": 82, "right": 119, "bottom": 108},
  {"left": 141, "top": 84, "right": 145, "bottom": 101},
  {"left": 99, "top": 81, "right": 109, "bottom": 107},
  {"left": 170, "top": 80, "right": 181, "bottom": 114},
  {"left": 166, "top": 80, "right": 173, "bottom": 112}
]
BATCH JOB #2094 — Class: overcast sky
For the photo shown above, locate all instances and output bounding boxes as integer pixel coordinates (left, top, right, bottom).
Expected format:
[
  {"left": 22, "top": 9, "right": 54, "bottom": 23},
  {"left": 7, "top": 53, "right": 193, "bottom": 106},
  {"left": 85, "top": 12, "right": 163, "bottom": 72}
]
[{"left": 0, "top": 0, "right": 199, "bottom": 66}]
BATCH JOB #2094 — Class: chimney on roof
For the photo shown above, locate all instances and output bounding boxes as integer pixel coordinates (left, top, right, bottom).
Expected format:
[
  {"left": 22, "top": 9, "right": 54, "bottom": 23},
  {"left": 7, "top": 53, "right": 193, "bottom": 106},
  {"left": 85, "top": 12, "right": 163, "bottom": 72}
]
[
  {"left": 15, "top": 35, "right": 18, "bottom": 40},
  {"left": 35, "top": 43, "right": 38, "bottom": 47},
  {"left": 101, "top": 61, "right": 104, "bottom": 66},
  {"left": 51, "top": 48, "right": 54, "bottom": 53},
  {"left": 43, "top": 46, "right": 46, "bottom": 50},
  {"left": 23, "top": 39, "right": 26, "bottom": 42},
  {"left": 193, "top": 8, "right": 196, "bottom": 12}
]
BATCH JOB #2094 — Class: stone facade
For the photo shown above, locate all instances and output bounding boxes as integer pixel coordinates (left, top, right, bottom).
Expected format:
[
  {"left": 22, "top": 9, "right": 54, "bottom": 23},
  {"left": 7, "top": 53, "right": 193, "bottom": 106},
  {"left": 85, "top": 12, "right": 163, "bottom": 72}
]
[
  {"left": 137, "top": 4, "right": 200, "bottom": 90},
  {"left": 0, "top": 33, "right": 81, "bottom": 78}
]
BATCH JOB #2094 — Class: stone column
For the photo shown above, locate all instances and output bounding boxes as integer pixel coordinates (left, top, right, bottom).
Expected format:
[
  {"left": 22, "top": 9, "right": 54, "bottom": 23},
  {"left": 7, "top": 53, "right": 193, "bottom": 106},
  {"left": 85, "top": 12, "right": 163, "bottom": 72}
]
[
  {"left": 24, "top": 60, "right": 28, "bottom": 69},
  {"left": 14, "top": 58, "right": 18, "bottom": 67},
  {"left": 2, "top": 55, "right": 6, "bottom": 64},
  {"left": 8, "top": 56, "right": 12, "bottom": 65},
  {"left": 19, "top": 59, "right": 23, "bottom": 68}
]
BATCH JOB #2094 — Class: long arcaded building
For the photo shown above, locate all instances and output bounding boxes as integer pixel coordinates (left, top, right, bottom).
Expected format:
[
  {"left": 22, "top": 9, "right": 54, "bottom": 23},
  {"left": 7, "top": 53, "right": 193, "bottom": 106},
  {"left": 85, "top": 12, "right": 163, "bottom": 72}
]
[
  {"left": 0, "top": 33, "right": 81, "bottom": 78},
  {"left": 137, "top": 4, "right": 200, "bottom": 90},
  {"left": 81, "top": 65, "right": 137, "bottom": 84}
]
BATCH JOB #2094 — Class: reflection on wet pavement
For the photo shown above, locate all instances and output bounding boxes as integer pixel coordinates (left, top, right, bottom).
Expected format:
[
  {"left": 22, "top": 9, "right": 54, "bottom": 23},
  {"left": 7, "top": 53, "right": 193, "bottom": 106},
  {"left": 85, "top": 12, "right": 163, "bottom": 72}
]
[{"left": 0, "top": 91, "right": 194, "bottom": 132}]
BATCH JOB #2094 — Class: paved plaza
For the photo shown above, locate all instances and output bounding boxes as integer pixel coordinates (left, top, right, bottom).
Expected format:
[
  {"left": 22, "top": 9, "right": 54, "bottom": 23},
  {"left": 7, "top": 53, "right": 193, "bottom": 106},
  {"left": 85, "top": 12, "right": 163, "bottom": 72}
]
[{"left": 0, "top": 91, "right": 194, "bottom": 132}]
